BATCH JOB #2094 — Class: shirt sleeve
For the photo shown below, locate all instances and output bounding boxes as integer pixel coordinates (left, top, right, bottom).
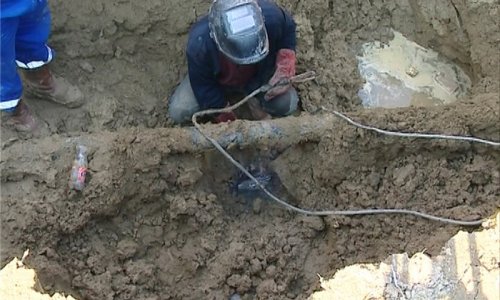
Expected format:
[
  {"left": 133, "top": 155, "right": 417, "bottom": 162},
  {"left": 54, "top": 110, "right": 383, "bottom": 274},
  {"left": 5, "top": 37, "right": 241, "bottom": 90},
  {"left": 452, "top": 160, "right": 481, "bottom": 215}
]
[
  {"left": 277, "top": 6, "right": 296, "bottom": 51},
  {"left": 186, "top": 42, "right": 226, "bottom": 110}
]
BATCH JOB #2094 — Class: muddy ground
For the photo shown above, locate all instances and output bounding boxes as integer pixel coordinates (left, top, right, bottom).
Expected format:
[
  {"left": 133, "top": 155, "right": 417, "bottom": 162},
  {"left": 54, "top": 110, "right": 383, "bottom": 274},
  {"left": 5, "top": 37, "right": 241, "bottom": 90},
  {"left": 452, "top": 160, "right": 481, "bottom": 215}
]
[{"left": 1, "top": 0, "right": 499, "bottom": 299}]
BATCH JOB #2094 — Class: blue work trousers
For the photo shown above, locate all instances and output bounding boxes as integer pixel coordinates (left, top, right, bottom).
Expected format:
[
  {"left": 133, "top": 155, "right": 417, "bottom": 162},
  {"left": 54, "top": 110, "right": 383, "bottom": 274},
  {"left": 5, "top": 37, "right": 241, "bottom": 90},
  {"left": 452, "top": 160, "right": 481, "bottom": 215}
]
[{"left": 1, "top": 0, "right": 54, "bottom": 111}]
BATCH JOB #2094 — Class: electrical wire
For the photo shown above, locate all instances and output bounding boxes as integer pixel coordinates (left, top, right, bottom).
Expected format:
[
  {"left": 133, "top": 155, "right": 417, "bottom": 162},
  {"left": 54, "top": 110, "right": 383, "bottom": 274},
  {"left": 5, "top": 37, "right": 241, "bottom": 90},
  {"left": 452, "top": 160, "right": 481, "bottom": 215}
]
[
  {"left": 191, "top": 74, "right": 496, "bottom": 226},
  {"left": 328, "top": 109, "right": 500, "bottom": 146},
  {"left": 192, "top": 122, "right": 485, "bottom": 226}
]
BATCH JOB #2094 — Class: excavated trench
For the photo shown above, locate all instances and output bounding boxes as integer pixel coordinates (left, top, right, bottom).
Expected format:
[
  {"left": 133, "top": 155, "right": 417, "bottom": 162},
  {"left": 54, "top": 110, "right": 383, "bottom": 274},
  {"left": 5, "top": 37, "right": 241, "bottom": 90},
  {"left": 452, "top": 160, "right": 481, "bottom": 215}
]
[{"left": 1, "top": 0, "right": 499, "bottom": 299}]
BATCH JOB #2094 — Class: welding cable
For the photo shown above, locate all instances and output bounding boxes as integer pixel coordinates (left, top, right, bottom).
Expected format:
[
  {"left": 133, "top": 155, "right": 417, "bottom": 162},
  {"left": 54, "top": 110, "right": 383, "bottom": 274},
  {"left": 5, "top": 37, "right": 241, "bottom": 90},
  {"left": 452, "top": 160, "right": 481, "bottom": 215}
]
[
  {"left": 191, "top": 123, "right": 485, "bottom": 226},
  {"left": 192, "top": 76, "right": 495, "bottom": 226},
  {"left": 328, "top": 109, "right": 500, "bottom": 147}
]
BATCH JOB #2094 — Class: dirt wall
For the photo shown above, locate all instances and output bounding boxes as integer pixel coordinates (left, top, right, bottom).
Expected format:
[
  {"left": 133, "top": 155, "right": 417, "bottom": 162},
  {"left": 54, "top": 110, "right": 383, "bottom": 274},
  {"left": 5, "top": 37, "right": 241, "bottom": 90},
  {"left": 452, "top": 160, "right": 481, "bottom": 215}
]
[
  {"left": 1, "top": 0, "right": 495, "bottom": 140},
  {"left": 2, "top": 95, "right": 498, "bottom": 299},
  {"left": 1, "top": 0, "right": 499, "bottom": 299}
]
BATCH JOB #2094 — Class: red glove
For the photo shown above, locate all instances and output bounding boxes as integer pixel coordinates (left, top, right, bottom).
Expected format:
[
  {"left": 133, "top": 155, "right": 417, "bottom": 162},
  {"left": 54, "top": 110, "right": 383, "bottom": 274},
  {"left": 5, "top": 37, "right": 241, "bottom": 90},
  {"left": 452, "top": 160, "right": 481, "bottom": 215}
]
[
  {"left": 214, "top": 111, "right": 236, "bottom": 123},
  {"left": 264, "top": 49, "right": 296, "bottom": 101}
]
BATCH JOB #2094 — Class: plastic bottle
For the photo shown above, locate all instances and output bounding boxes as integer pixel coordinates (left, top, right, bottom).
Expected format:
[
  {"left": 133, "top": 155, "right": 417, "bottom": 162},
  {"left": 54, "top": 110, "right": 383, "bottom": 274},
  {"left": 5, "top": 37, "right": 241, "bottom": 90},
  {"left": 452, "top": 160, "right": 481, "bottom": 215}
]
[{"left": 70, "top": 145, "right": 88, "bottom": 191}]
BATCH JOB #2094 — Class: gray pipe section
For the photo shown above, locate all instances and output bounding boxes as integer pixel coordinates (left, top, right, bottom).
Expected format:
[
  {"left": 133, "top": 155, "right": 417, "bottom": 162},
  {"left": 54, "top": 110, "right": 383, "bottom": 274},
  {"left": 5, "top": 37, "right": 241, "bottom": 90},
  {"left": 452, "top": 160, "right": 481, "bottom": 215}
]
[
  {"left": 2, "top": 94, "right": 498, "bottom": 183},
  {"left": 187, "top": 114, "right": 332, "bottom": 151},
  {"left": 0, "top": 115, "right": 332, "bottom": 183}
]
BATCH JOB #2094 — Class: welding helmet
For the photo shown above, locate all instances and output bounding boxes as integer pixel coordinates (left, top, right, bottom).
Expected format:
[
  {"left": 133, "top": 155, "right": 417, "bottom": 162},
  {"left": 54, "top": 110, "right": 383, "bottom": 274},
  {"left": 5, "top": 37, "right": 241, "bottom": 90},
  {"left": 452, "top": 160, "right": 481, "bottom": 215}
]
[{"left": 208, "top": 0, "right": 269, "bottom": 65}]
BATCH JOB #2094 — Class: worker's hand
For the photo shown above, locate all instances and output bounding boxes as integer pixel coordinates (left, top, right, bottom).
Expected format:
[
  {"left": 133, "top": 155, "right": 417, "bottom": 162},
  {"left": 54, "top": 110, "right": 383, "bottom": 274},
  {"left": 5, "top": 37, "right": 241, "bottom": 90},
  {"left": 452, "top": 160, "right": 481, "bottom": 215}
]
[
  {"left": 214, "top": 111, "right": 237, "bottom": 123},
  {"left": 264, "top": 49, "right": 296, "bottom": 101}
]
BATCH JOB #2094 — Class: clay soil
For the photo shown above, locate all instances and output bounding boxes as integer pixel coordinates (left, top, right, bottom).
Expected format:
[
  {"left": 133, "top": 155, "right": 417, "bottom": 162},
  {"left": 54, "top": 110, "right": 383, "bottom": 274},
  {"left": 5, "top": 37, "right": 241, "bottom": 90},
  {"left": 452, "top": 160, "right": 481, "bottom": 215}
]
[{"left": 1, "top": 0, "right": 499, "bottom": 299}]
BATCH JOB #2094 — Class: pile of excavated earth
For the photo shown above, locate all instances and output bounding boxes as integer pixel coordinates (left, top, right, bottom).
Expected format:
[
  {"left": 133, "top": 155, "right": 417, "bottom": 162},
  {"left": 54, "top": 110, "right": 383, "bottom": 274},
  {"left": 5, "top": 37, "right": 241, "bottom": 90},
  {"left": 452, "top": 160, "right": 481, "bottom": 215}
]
[{"left": 1, "top": 0, "right": 499, "bottom": 299}]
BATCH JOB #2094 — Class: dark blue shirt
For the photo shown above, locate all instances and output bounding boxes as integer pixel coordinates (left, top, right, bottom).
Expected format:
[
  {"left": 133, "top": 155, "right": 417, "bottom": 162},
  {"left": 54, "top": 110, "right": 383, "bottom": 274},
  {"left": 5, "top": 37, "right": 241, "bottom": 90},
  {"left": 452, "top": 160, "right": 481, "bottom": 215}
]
[{"left": 186, "top": 0, "right": 296, "bottom": 110}]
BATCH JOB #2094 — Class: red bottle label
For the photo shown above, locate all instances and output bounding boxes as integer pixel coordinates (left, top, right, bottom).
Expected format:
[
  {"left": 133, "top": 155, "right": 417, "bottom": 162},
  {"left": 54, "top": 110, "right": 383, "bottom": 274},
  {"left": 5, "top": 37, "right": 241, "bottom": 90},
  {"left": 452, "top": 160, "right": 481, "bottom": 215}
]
[{"left": 77, "top": 167, "right": 87, "bottom": 183}]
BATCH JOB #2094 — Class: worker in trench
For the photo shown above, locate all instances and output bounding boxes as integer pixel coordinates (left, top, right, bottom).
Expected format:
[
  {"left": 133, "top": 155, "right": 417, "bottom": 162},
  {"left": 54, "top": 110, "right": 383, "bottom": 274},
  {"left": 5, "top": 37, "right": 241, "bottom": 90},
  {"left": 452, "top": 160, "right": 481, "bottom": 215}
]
[
  {"left": 0, "top": 0, "right": 84, "bottom": 132},
  {"left": 168, "top": 0, "right": 298, "bottom": 124}
]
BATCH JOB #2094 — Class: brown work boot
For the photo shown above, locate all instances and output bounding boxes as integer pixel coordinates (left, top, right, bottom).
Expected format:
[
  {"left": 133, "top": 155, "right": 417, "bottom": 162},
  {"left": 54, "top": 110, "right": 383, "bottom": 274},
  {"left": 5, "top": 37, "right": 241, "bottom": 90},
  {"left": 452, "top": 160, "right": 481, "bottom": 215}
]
[
  {"left": 23, "top": 65, "right": 84, "bottom": 108},
  {"left": 1, "top": 100, "right": 37, "bottom": 132}
]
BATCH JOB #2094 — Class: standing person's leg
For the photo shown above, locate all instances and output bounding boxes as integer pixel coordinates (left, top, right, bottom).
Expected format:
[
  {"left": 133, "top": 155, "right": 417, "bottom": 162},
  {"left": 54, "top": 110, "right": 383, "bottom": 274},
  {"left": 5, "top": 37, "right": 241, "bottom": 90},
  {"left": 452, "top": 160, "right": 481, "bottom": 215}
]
[
  {"left": 168, "top": 75, "right": 200, "bottom": 124},
  {"left": 14, "top": 0, "right": 52, "bottom": 70},
  {"left": 16, "top": 0, "right": 84, "bottom": 108},
  {"left": 1, "top": 17, "right": 22, "bottom": 112},
  {"left": 0, "top": 16, "right": 36, "bottom": 131}
]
